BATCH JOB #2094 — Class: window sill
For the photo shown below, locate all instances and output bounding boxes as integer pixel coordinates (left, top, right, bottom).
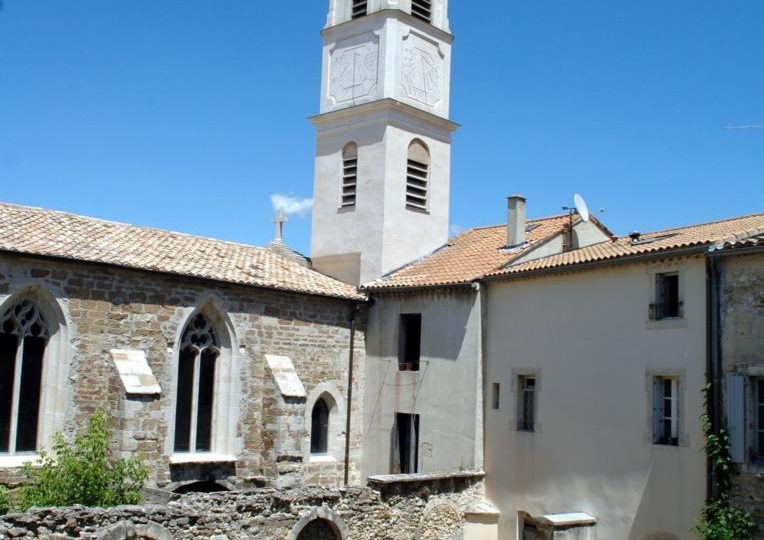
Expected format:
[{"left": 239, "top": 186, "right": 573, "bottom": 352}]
[
  {"left": 309, "top": 454, "right": 338, "bottom": 464},
  {"left": 0, "top": 454, "right": 40, "bottom": 468},
  {"left": 169, "top": 453, "right": 237, "bottom": 465},
  {"left": 645, "top": 317, "right": 688, "bottom": 330}
]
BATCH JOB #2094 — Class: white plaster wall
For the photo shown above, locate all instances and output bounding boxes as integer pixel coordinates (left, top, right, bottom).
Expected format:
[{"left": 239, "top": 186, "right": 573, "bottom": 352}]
[
  {"left": 320, "top": 12, "right": 452, "bottom": 118},
  {"left": 311, "top": 112, "right": 452, "bottom": 284},
  {"left": 484, "top": 258, "right": 707, "bottom": 540},
  {"left": 362, "top": 290, "right": 482, "bottom": 478}
]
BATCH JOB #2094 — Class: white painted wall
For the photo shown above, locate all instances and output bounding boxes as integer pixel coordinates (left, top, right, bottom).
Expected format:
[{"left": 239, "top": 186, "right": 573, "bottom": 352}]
[
  {"left": 484, "top": 257, "right": 707, "bottom": 540},
  {"left": 362, "top": 290, "right": 483, "bottom": 478}
]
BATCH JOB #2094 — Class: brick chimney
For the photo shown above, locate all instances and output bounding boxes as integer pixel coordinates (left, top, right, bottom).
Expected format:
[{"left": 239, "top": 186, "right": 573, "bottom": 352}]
[{"left": 507, "top": 195, "right": 527, "bottom": 247}]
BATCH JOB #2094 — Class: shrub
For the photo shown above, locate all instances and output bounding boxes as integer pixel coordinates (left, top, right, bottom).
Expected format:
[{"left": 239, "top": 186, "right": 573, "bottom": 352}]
[
  {"left": 0, "top": 485, "right": 9, "bottom": 515},
  {"left": 16, "top": 410, "right": 148, "bottom": 510}
]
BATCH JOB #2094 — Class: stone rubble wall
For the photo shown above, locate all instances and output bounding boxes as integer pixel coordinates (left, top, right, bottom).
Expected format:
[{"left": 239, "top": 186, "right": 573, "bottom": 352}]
[
  {"left": 0, "top": 254, "right": 366, "bottom": 490},
  {"left": 0, "top": 478, "right": 485, "bottom": 539}
]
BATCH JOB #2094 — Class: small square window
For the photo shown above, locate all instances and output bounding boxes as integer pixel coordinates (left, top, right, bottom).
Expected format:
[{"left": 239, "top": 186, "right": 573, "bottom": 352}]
[
  {"left": 492, "top": 383, "right": 501, "bottom": 410},
  {"left": 518, "top": 376, "right": 536, "bottom": 432},
  {"left": 755, "top": 379, "right": 764, "bottom": 460},
  {"left": 398, "top": 314, "right": 421, "bottom": 372},
  {"left": 653, "top": 376, "right": 679, "bottom": 446},
  {"left": 650, "top": 272, "right": 682, "bottom": 320}
]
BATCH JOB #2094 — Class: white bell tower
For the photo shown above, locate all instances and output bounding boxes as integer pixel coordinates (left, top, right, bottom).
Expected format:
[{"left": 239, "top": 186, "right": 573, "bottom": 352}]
[{"left": 310, "top": 0, "right": 458, "bottom": 286}]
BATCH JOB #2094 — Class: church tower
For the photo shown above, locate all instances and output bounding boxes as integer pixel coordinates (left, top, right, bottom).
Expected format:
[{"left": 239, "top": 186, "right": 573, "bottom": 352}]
[{"left": 310, "top": 0, "right": 458, "bottom": 285}]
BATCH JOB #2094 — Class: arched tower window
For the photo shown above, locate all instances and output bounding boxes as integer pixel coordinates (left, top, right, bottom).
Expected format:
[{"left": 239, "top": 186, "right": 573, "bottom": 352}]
[
  {"left": 411, "top": 0, "right": 432, "bottom": 23},
  {"left": 0, "top": 299, "right": 48, "bottom": 454},
  {"left": 174, "top": 313, "right": 220, "bottom": 453},
  {"left": 341, "top": 143, "right": 358, "bottom": 208},
  {"left": 406, "top": 139, "right": 430, "bottom": 211},
  {"left": 310, "top": 398, "right": 330, "bottom": 455},
  {"left": 351, "top": 0, "right": 367, "bottom": 19}
]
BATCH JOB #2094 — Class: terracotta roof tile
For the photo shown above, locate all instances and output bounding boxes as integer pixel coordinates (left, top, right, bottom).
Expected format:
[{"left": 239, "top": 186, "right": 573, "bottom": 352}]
[
  {"left": 0, "top": 202, "right": 363, "bottom": 301},
  {"left": 364, "top": 214, "right": 573, "bottom": 290},
  {"left": 488, "top": 213, "right": 764, "bottom": 278}
]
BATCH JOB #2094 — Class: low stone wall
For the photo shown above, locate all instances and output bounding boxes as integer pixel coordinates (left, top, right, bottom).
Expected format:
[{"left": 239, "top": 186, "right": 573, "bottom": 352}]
[{"left": 0, "top": 473, "right": 487, "bottom": 539}]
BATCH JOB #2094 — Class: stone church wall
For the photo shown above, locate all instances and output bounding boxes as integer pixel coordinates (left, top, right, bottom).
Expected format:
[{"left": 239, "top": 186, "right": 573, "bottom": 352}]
[
  {"left": 0, "top": 477, "right": 485, "bottom": 539},
  {"left": 0, "top": 254, "right": 365, "bottom": 490}
]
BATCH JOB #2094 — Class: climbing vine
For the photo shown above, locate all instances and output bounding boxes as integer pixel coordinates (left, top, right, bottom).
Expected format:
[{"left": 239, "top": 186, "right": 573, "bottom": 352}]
[{"left": 695, "top": 384, "right": 756, "bottom": 540}]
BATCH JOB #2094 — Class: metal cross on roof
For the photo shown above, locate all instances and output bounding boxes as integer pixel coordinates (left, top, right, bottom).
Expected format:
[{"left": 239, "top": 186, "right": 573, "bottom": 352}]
[{"left": 272, "top": 209, "right": 287, "bottom": 245}]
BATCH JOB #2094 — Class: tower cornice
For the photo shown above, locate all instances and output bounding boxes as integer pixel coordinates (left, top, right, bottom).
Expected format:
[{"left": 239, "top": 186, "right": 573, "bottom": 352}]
[{"left": 322, "top": 8, "right": 454, "bottom": 44}]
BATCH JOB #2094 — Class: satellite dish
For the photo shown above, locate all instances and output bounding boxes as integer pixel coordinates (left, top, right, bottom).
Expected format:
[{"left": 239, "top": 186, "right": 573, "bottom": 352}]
[{"left": 573, "top": 193, "right": 590, "bottom": 222}]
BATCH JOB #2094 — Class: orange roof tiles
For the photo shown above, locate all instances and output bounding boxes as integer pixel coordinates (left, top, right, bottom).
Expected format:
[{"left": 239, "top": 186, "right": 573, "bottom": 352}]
[
  {"left": 364, "top": 214, "right": 574, "bottom": 290},
  {"left": 0, "top": 202, "right": 363, "bottom": 301},
  {"left": 488, "top": 213, "right": 764, "bottom": 278}
]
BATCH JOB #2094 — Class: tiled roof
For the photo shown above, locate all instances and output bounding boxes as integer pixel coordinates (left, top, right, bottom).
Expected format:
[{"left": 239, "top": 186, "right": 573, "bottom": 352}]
[
  {"left": 0, "top": 202, "right": 363, "bottom": 300},
  {"left": 364, "top": 214, "right": 573, "bottom": 290},
  {"left": 488, "top": 213, "right": 764, "bottom": 278}
]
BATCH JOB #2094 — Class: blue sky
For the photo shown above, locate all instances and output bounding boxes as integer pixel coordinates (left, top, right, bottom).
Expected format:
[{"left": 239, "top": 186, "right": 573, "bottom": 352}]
[{"left": 0, "top": 1, "right": 762, "bottom": 255}]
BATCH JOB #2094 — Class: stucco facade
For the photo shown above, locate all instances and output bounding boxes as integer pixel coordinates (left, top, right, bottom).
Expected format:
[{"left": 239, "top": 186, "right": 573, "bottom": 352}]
[{"left": 484, "top": 257, "right": 708, "bottom": 540}]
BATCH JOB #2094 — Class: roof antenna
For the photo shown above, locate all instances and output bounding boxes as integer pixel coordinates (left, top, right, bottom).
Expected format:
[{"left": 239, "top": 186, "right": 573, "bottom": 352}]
[{"left": 272, "top": 209, "right": 287, "bottom": 245}]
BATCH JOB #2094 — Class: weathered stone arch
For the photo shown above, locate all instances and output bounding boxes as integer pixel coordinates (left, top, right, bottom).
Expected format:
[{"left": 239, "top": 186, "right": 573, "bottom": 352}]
[
  {"left": 416, "top": 500, "right": 464, "bottom": 540},
  {"left": 304, "top": 382, "right": 346, "bottom": 463},
  {"left": 97, "top": 521, "right": 173, "bottom": 540},
  {"left": 287, "top": 507, "right": 349, "bottom": 540}
]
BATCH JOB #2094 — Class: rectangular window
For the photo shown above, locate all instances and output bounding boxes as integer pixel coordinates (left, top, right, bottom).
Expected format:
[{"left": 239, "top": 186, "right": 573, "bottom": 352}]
[
  {"left": 411, "top": 0, "right": 432, "bottom": 22},
  {"left": 756, "top": 379, "right": 764, "bottom": 459},
  {"left": 405, "top": 159, "right": 429, "bottom": 211},
  {"left": 395, "top": 413, "right": 420, "bottom": 474},
  {"left": 492, "top": 383, "right": 501, "bottom": 410},
  {"left": 650, "top": 272, "right": 682, "bottom": 320},
  {"left": 653, "top": 376, "right": 679, "bottom": 446},
  {"left": 398, "top": 314, "right": 421, "bottom": 371},
  {"left": 518, "top": 376, "right": 536, "bottom": 432},
  {"left": 342, "top": 154, "right": 357, "bottom": 207},
  {"left": 352, "top": 0, "right": 367, "bottom": 19}
]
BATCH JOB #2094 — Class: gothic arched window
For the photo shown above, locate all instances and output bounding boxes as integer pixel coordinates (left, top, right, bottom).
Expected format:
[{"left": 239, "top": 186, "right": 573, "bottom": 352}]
[
  {"left": 311, "top": 398, "right": 330, "bottom": 455},
  {"left": 341, "top": 143, "right": 358, "bottom": 208},
  {"left": 174, "top": 313, "right": 220, "bottom": 453},
  {"left": 406, "top": 139, "right": 430, "bottom": 211},
  {"left": 0, "top": 299, "right": 48, "bottom": 454}
]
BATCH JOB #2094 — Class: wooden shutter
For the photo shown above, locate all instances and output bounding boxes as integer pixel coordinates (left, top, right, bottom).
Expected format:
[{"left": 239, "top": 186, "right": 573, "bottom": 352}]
[{"left": 727, "top": 374, "right": 746, "bottom": 463}]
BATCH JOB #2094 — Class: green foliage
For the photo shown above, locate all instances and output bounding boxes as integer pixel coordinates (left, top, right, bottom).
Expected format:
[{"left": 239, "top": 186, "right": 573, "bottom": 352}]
[
  {"left": 696, "top": 384, "right": 757, "bottom": 539},
  {"left": 16, "top": 410, "right": 148, "bottom": 511},
  {"left": 0, "top": 485, "right": 9, "bottom": 515}
]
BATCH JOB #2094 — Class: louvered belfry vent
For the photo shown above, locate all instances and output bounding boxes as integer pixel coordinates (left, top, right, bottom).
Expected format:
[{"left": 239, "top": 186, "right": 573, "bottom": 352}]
[
  {"left": 411, "top": 0, "right": 432, "bottom": 22},
  {"left": 352, "top": 0, "right": 368, "bottom": 19},
  {"left": 342, "top": 143, "right": 358, "bottom": 207},
  {"left": 406, "top": 159, "right": 428, "bottom": 210}
]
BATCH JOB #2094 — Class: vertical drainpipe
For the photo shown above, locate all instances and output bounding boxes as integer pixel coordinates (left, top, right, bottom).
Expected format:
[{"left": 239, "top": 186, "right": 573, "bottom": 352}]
[
  {"left": 344, "top": 303, "right": 359, "bottom": 486},
  {"left": 706, "top": 253, "right": 722, "bottom": 499}
]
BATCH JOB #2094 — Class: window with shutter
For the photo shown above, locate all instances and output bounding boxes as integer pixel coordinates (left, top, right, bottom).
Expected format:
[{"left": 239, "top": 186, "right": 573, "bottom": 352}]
[
  {"left": 653, "top": 376, "right": 679, "bottom": 446},
  {"left": 727, "top": 374, "right": 746, "bottom": 463},
  {"left": 411, "top": 0, "right": 432, "bottom": 22},
  {"left": 406, "top": 140, "right": 430, "bottom": 211},
  {"left": 341, "top": 143, "right": 358, "bottom": 208}
]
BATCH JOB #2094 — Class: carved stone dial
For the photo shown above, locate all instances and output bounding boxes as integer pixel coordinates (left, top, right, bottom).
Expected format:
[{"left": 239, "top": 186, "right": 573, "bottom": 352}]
[
  {"left": 401, "top": 31, "right": 443, "bottom": 108},
  {"left": 329, "top": 39, "right": 379, "bottom": 106}
]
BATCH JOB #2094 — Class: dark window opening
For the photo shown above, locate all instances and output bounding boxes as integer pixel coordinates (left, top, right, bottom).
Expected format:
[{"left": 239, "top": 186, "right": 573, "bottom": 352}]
[
  {"left": 518, "top": 376, "right": 536, "bottom": 432},
  {"left": 651, "top": 273, "right": 682, "bottom": 320},
  {"left": 0, "top": 300, "right": 48, "bottom": 455},
  {"left": 297, "top": 519, "right": 340, "bottom": 540},
  {"left": 653, "top": 376, "right": 679, "bottom": 446},
  {"left": 174, "top": 313, "right": 220, "bottom": 453},
  {"left": 492, "top": 383, "right": 501, "bottom": 410},
  {"left": 398, "top": 314, "right": 421, "bottom": 371},
  {"left": 173, "top": 481, "right": 229, "bottom": 494},
  {"left": 406, "top": 140, "right": 430, "bottom": 211},
  {"left": 311, "top": 398, "right": 330, "bottom": 454},
  {"left": 411, "top": 0, "right": 432, "bottom": 22},
  {"left": 757, "top": 379, "right": 764, "bottom": 459},
  {"left": 351, "top": 0, "right": 368, "bottom": 19},
  {"left": 395, "top": 413, "right": 419, "bottom": 474}
]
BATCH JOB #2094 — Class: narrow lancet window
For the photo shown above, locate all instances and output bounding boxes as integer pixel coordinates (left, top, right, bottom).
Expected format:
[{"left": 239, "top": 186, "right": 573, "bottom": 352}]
[
  {"left": 342, "top": 143, "right": 358, "bottom": 208},
  {"left": 406, "top": 140, "right": 430, "bottom": 211},
  {"left": 174, "top": 313, "right": 220, "bottom": 453},
  {"left": 311, "top": 398, "right": 330, "bottom": 454},
  {"left": 0, "top": 299, "right": 48, "bottom": 454}
]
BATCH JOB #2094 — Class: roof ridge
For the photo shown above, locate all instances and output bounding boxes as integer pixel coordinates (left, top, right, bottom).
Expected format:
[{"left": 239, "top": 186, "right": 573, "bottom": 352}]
[
  {"left": 634, "top": 211, "right": 764, "bottom": 238},
  {"left": 458, "top": 213, "right": 571, "bottom": 233},
  {"left": 0, "top": 201, "right": 269, "bottom": 253}
]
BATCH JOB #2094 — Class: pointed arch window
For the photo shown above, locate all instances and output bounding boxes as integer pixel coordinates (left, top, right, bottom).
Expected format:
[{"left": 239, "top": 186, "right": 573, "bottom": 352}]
[
  {"left": 174, "top": 313, "right": 220, "bottom": 453},
  {"left": 341, "top": 143, "right": 358, "bottom": 208},
  {"left": 411, "top": 0, "right": 432, "bottom": 23},
  {"left": 351, "top": 0, "right": 367, "bottom": 19},
  {"left": 406, "top": 140, "right": 430, "bottom": 211},
  {"left": 311, "top": 398, "right": 330, "bottom": 455},
  {"left": 0, "top": 300, "right": 48, "bottom": 454}
]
